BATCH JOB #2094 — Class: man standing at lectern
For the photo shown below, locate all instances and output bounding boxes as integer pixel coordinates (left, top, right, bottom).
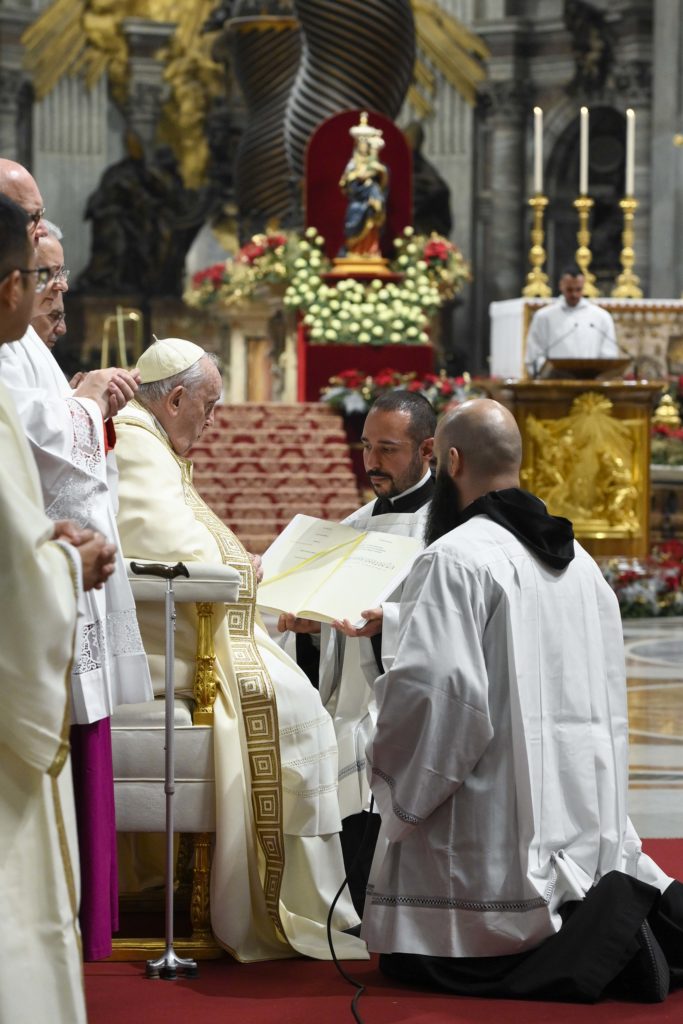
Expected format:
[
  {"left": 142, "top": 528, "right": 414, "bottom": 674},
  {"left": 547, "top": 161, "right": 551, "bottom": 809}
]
[{"left": 525, "top": 266, "right": 618, "bottom": 377}]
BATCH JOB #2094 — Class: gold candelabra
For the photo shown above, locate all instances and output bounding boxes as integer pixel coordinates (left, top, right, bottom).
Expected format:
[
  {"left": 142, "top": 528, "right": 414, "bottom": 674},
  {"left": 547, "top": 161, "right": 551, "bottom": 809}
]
[
  {"left": 573, "top": 196, "right": 600, "bottom": 296},
  {"left": 522, "top": 194, "right": 552, "bottom": 298},
  {"left": 611, "top": 197, "right": 643, "bottom": 298}
]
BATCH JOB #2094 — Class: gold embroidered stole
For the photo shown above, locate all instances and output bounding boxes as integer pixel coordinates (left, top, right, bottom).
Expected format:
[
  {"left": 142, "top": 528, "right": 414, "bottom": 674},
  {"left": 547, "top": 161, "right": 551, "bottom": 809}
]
[{"left": 119, "top": 410, "right": 285, "bottom": 935}]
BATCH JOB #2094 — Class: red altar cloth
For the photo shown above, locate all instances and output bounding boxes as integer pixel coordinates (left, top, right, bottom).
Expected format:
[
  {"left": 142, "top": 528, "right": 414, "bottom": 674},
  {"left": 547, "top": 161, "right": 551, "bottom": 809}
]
[{"left": 297, "top": 323, "right": 434, "bottom": 402}]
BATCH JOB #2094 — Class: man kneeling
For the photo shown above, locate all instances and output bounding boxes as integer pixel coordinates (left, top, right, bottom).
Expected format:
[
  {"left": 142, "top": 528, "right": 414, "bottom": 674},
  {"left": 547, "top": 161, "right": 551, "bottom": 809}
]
[
  {"left": 115, "top": 338, "right": 366, "bottom": 963},
  {"left": 364, "top": 399, "right": 683, "bottom": 1003}
]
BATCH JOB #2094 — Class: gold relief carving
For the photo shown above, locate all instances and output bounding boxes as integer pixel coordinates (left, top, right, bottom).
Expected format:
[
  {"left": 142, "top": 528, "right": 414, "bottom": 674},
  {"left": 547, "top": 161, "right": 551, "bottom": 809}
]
[
  {"left": 523, "top": 392, "right": 644, "bottom": 537},
  {"left": 190, "top": 833, "right": 212, "bottom": 938},
  {"left": 192, "top": 601, "right": 218, "bottom": 724}
]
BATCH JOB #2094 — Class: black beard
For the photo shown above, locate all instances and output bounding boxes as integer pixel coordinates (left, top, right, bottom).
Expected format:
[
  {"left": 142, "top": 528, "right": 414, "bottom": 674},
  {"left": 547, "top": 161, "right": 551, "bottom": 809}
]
[{"left": 424, "top": 469, "right": 463, "bottom": 546}]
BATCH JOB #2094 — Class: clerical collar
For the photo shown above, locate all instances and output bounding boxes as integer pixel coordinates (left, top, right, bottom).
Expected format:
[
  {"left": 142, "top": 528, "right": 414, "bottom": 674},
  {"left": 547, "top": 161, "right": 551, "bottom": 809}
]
[
  {"left": 457, "top": 487, "right": 575, "bottom": 569},
  {"left": 371, "top": 469, "right": 435, "bottom": 517}
]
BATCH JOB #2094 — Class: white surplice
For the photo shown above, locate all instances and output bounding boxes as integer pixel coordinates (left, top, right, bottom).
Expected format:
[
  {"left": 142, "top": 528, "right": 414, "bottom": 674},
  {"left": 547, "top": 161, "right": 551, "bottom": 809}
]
[
  {"left": 114, "top": 401, "right": 367, "bottom": 962},
  {"left": 363, "top": 514, "right": 672, "bottom": 959},
  {"left": 318, "top": 498, "right": 430, "bottom": 819},
  {"left": 0, "top": 379, "right": 86, "bottom": 1024},
  {"left": 525, "top": 296, "right": 618, "bottom": 374},
  {"left": 0, "top": 328, "right": 152, "bottom": 722}
]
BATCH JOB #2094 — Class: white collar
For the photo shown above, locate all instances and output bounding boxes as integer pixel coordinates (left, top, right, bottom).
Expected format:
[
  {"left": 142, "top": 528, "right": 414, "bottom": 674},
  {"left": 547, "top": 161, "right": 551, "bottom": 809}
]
[{"left": 389, "top": 467, "right": 432, "bottom": 504}]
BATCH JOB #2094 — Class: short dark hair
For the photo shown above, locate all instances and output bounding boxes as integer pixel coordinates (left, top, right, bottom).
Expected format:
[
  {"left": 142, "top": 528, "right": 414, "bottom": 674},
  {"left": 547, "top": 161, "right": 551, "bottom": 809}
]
[
  {"left": 559, "top": 265, "right": 583, "bottom": 280},
  {"left": 0, "top": 194, "right": 30, "bottom": 282},
  {"left": 368, "top": 389, "right": 437, "bottom": 444}
]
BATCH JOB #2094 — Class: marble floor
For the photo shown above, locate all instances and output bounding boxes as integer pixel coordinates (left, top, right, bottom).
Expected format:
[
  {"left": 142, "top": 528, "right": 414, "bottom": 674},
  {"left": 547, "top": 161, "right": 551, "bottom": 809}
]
[{"left": 626, "top": 619, "right": 683, "bottom": 837}]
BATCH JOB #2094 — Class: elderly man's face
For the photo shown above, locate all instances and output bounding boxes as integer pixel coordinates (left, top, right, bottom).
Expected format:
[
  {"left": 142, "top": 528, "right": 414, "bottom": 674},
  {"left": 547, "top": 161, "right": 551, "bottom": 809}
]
[
  {"left": 33, "top": 235, "right": 67, "bottom": 315},
  {"left": 32, "top": 294, "right": 65, "bottom": 348},
  {"left": 1, "top": 169, "right": 47, "bottom": 246},
  {"left": 164, "top": 359, "right": 222, "bottom": 456}
]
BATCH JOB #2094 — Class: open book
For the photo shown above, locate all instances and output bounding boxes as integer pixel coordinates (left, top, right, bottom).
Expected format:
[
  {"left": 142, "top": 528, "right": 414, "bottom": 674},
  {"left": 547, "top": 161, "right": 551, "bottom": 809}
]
[{"left": 257, "top": 514, "right": 422, "bottom": 627}]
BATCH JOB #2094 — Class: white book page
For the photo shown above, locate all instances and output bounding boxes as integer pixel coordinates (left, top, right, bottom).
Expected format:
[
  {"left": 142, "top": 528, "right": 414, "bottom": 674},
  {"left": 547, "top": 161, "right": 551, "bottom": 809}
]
[
  {"left": 257, "top": 514, "right": 421, "bottom": 625},
  {"left": 305, "top": 532, "right": 421, "bottom": 625},
  {"left": 257, "top": 515, "right": 366, "bottom": 622}
]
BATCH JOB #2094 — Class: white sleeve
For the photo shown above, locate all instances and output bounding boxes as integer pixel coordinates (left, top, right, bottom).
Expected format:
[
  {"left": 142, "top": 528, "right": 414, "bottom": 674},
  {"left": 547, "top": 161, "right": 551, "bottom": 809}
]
[{"left": 366, "top": 548, "right": 494, "bottom": 842}]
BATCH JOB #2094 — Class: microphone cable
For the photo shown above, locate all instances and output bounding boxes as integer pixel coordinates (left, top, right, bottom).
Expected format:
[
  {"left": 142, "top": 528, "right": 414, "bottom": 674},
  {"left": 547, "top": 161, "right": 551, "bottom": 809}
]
[{"left": 326, "top": 795, "right": 376, "bottom": 1024}]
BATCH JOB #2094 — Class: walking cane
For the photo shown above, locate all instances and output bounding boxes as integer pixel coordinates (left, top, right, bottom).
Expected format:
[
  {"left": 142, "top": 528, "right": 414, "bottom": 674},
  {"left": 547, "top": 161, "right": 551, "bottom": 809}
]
[{"left": 130, "top": 560, "right": 199, "bottom": 981}]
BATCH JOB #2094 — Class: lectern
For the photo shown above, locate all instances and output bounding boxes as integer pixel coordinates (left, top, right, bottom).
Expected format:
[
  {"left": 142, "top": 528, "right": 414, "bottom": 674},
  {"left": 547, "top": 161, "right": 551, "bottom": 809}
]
[{"left": 507, "top": 360, "right": 664, "bottom": 559}]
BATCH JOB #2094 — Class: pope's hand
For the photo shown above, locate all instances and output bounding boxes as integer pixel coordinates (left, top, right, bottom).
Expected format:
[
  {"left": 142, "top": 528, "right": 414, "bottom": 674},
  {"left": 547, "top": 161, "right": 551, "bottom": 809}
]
[
  {"left": 332, "top": 608, "right": 383, "bottom": 638},
  {"left": 69, "top": 371, "right": 86, "bottom": 389},
  {"left": 76, "top": 532, "right": 117, "bottom": 591},
  {"left": 277, "top": 613, "right": 321, "bottom": 635}
]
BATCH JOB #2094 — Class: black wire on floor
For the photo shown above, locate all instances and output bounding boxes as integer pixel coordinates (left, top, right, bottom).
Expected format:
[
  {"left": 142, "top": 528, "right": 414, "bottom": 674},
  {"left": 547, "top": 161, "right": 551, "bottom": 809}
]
[{"left": 326, "top": 797, "right": 376, "bottom": 1024}]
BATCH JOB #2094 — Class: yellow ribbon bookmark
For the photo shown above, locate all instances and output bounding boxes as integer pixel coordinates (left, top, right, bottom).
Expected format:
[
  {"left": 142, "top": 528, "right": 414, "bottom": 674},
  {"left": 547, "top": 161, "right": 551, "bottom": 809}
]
[{"left": 258, "top": 531, "right": 368, "bottom": 588}]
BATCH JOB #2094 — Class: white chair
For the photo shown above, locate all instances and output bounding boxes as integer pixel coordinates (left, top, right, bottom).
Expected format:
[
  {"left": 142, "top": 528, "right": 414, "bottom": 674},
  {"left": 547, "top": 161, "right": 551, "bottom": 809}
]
[{"left": 110, "top": 562, "right": 240, "bottom": 960}]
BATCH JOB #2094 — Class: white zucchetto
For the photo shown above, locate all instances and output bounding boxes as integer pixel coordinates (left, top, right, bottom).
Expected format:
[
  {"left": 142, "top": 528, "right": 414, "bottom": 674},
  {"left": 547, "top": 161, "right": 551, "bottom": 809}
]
[{"left": 137, "top": 337, "right": 205, "bottom": 384}]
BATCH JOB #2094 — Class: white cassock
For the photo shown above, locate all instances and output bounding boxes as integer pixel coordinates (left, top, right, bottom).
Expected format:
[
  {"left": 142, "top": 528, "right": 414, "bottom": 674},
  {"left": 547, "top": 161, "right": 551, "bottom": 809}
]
[
  {"left": 0, "top": 328, "right": 152, "bottom": 721},
  {"left": 114, "top": 401, "right": 367, "bottom": 962},
  {"left": 525, "top": 297, "right": 618, "bottom": 375},
  {"left": 318, "top": 498, "right": 430, "bottom": 819},
  {"left": 364, "top": 514, "right": 672, "bottom": 959},
  {"left": 0, "top": 380, "right": 86, "bottom": 1024}
]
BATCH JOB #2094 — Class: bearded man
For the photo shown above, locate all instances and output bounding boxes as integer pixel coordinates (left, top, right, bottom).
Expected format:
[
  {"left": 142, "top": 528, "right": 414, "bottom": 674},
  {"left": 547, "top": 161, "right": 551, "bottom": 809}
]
[
  {"left": 364, "top": 398, "right": 683, "bottom": 1003},
  {"left": 279, "top": 389, "right": 435, "bottom": 914},
  {"left": 114, "top": 337, "right": 366, "bottom": 963}
]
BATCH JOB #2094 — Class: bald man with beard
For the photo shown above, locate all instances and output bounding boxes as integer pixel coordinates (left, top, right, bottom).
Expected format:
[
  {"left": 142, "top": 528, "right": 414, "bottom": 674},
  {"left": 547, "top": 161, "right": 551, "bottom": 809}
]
[{"left": 364, "top": 399, "right": 683, "bottom": 1004}]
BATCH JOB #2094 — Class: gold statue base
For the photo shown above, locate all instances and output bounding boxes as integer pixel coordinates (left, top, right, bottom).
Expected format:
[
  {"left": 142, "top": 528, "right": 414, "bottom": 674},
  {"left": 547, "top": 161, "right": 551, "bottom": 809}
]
[{"left": 328, "top": 255, "right": 395, "bottom": 279}]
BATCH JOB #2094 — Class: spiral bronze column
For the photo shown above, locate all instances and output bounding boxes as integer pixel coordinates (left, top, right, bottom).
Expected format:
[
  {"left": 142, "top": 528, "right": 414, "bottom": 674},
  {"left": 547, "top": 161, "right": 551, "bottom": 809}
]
[
  {"left": 284, "top": 0, "right": 416, "bottom": 183},
  {"left": 216, "top": 3, "right": 301, "bottom": 238}
]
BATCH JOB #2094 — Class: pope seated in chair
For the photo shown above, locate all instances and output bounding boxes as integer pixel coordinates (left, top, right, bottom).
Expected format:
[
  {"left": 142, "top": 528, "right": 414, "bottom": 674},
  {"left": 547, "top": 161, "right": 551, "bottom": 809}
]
[{"left": 114, "top": 338, "right": 366, "bottom": 963}]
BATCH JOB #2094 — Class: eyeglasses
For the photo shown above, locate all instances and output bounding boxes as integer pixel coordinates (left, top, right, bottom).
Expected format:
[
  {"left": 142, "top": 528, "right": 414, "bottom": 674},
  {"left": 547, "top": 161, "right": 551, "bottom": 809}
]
[
  {"left": 46, "top": 265, "right": 70, "bottom": 285},
  {"left": 48, "top": 310, "right": 66, "bottom": 325},
  {"left": 27, "top": 208, "right": 46, "bottom": 232},
  {"left": 18, "top": 266, "right": 52, "bottom": 292}
]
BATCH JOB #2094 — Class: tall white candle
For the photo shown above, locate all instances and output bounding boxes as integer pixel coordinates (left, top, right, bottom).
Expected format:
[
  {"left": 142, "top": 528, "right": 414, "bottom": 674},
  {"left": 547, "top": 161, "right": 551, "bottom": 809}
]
[
  {"left": 579, "top": 107, "right": 589, "bottom": 195},
  {"left": 625, "top": 108, "right": 635, "bottom": 196},
  {"left": 533, "top": 107, "right": 543, "bottom": 194}
]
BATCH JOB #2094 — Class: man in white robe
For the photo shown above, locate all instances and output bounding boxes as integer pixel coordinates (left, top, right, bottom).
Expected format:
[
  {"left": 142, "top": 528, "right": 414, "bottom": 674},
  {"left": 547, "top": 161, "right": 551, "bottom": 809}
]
[
  {"left": 0, "top": 161, "right": 153, "bottom": 959},
  {"left": 0, "top": 192, "right": 117, "bottom": 1024},
  {"left": 525, "top": 265, "right": 618, "bottom": 376},
  {"left": 114, "top": 338, "right": 366, "bottom": 962},
  {"left": 364, "top": 398, "right": 683, "bottom": 1003},
  {"left": 279, "top": 390, "right": 435, "bottom": 913}
]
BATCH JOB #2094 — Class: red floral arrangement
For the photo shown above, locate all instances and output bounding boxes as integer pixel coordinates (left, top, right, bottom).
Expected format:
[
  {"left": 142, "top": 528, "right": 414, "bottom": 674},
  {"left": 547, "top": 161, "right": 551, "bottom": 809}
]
[{"left": 322, "top": 367, "right": 483, "bottom": 415}]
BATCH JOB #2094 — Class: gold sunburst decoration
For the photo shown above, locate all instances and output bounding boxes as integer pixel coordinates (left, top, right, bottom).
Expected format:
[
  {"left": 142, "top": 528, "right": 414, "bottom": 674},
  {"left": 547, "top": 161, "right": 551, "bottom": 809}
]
[{"left": 21, "top": 0, "right": 489, "bottom": 187}]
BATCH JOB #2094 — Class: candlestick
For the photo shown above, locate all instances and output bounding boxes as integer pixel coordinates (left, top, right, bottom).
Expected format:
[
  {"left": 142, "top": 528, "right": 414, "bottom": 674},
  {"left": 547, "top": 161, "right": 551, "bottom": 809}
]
[
  {"left": 533, "top": 107, "right": 543, "bottom": 194},
  {"left": 625, "top": 108, "right": 635, "bottom": 197},
  {"left": 573, "top": 195, "right": 600, "bottom": 296},
  {"left": 612, "top": 197, "right": 643, "bottom": 298},
  {"left": 522, "top": 194, "right": 551, "bottom": 298},
  {"left": 579, "top": 106, "right": 589, "bottom": 195}
]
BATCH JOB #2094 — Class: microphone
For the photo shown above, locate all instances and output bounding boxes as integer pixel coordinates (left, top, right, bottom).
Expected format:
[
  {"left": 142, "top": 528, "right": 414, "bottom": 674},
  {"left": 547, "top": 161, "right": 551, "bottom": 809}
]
[
  {"left": 531, "top": 322, "right": 578, "bottom": 378},
  {"left": 588, "top": 321, "right": 632, "bottom": 361}
]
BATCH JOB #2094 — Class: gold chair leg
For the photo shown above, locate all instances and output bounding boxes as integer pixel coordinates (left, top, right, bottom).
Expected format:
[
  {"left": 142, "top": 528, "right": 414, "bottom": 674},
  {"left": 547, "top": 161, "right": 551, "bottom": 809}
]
[{"left": 190, "top": 832, "right": 214, "bottom": 941}]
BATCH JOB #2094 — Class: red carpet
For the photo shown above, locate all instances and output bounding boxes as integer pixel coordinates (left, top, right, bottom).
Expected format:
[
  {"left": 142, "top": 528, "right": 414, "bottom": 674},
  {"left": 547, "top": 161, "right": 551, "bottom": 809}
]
[{"left": 86, "top": 840, "right": 683, "bottom": 1024}]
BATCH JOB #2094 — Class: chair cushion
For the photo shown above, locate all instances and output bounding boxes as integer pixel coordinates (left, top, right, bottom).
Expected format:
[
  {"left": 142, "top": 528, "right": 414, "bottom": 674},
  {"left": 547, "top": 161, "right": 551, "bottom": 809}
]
[{"left": 112, "top": 698, "right": 215, "bottom": 832}]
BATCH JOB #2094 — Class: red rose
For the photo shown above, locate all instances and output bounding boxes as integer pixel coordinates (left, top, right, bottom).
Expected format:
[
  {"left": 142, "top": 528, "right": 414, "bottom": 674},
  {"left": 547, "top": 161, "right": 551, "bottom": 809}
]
[
  {"left": 239, "top": 242, "right": 266, "bottom": 264},
  {"left": 424, "top": 239, "right": 452, "bottom": 261},
  {"left": 267, "top": 234, "right": 287, "bottom": 249},
  {"left": 407, "top": 380, "right": 424, "bottom": 392}
]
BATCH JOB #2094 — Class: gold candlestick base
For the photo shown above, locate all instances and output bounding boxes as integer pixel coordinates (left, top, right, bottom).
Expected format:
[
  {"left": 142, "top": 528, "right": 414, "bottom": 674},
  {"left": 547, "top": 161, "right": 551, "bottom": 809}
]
[
  {"left": 611, "top": 196, "right": 643, "bottom": 298},
  {"left": 521, "top": 194, "right": 552, "bottom": 298},
  {"left": 573, "top": 195, "right": 600, "bottom": 297}
]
